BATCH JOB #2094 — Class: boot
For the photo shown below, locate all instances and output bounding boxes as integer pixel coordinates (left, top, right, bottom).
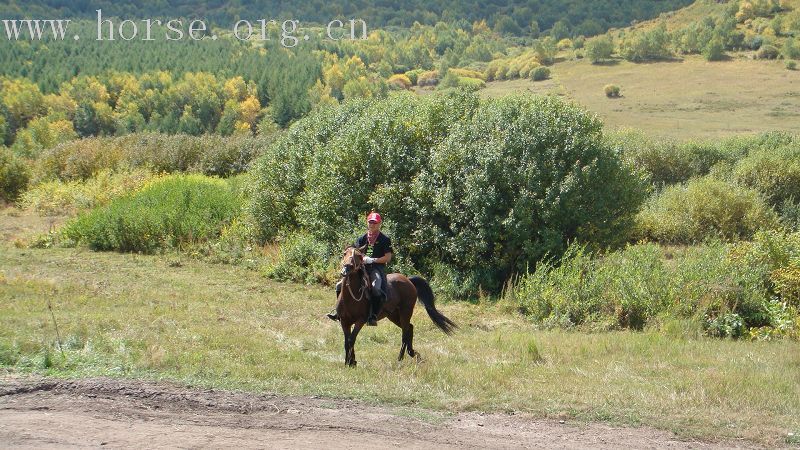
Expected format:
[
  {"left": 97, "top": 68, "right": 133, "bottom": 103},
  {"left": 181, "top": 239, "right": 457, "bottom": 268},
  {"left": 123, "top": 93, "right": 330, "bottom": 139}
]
[
  {"left": 367, "top": 291, "right": 384, "bottom": 326},
  {"left": 327, "top": 284, "right": 342, "bottom": 321}
]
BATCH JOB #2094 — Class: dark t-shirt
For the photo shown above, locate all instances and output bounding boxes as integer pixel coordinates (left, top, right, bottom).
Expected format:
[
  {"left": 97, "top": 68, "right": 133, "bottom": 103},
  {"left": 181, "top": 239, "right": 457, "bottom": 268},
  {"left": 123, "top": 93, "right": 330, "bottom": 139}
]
[{"left": 355, "top": 232, "right": 393, "bottom": 268}]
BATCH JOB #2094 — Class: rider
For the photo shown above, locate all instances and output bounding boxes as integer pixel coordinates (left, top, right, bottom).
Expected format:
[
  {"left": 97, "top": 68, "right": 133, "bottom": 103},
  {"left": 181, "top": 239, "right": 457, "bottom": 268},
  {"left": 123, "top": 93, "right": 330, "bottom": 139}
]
[{"left": 327, "top": 212, "right": 393, "bottom": 326}]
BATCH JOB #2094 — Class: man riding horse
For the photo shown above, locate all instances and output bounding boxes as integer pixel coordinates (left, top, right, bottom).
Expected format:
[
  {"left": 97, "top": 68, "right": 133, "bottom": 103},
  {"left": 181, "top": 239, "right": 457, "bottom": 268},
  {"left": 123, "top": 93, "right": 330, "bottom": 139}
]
[{"left": 327, "top": 212, "right": 392, "bottom": 326}]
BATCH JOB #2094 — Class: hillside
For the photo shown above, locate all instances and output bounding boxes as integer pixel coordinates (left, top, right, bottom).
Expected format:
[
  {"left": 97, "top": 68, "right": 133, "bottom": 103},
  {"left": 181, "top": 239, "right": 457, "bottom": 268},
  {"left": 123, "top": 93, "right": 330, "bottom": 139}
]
[{"left": 481, "top": 54, "right": 800, "bottom": 140}]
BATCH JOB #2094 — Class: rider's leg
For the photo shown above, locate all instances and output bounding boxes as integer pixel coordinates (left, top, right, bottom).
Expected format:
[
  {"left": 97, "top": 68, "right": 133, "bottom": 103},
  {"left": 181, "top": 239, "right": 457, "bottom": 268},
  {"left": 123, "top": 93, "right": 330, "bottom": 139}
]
[
  {"left": 367, "top": 267, "right": 384, "bottom": 326},
  {"left": 327, "top": 280, "right": 343, "bottom": 321}
]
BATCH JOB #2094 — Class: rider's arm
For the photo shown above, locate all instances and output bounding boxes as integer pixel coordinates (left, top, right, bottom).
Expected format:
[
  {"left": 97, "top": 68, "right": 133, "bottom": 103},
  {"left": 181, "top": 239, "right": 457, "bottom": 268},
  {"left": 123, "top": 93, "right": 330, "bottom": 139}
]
[{"left": 374, "top": 252, "right": 392, "bottom": 265}]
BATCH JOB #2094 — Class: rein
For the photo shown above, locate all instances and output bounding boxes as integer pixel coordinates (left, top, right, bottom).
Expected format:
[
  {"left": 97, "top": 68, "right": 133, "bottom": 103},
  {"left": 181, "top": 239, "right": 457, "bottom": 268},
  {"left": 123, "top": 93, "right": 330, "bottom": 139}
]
[{"left": 343, "top": 254, "right": 370, "bottom": 302}]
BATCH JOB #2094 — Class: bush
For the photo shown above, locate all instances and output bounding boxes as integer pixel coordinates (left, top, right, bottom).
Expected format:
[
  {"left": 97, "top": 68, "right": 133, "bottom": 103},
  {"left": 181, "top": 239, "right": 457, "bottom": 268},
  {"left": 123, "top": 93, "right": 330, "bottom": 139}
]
[
  {"left": 34, "top": 133, "right": 267, "bottom": 182},
  {"left": 449, "top": 68, "right": 486, "bottom": 81},
  {"left": 387, "top": 74, "right": 412, "bottom": 90},
  {"left": 263, "top": 231, "right": 335, "bottom": 285},
  {"left": 787, "top": 60, "right": 798, "bottom": 70},
  {"left": 510, "top": 241, "right": 779, "bottom": 335},
  {"left": 417, "top": 70, "right": 440, "bottom": 87},
  {"left": 20, "top": 168, "right": 158, "bottom": 216},
  {"left": 404, "top": 69, "right": 424, "bottom": 86},
  {"left": 586, "top": 35, "right": 614, "bottom": 63},
  {"left": 604, "top": 84, "right": 621, "bottom": 97},
  {"left": 0, "top": 147, "right": 30, "bottom": 203},
  {"left": 456, "top": 77, "right": 486, "bottom": 91},
  {"left": 530, "top": 66, "right": 551, "bottom": 81},
  {"left": 62, "top": 174, "right": 241, "bottom": 253},
  {"left": 637, "top": 176, "right": 780, "bottom": 244},
  {"left": 732, "top": 144, "right": 800, "bottom": 208},
  {"left": 783, "top": 38, "right": 800, "bottom": 60},
  {"left": 703, "top": 36, "right": 726, "bottom": 61},
  {"left": 756, "top": 44, "right": 780, "bottom": 59},
  {"left": 620, "top": 23, "right": 672, "bottom": 61},
  {"left": 604, "top": 130, "right": 750, "bottom": 186},
  {"left": 249, "top": 91, "right": 648, "bottom": 297}
]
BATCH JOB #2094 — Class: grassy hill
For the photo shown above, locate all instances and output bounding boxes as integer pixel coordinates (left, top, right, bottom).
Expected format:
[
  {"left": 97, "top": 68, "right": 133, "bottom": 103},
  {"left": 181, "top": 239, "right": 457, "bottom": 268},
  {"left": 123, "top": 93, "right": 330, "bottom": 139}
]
[{"left": 481, "top": 54, "right": 800, "bottom": 140}]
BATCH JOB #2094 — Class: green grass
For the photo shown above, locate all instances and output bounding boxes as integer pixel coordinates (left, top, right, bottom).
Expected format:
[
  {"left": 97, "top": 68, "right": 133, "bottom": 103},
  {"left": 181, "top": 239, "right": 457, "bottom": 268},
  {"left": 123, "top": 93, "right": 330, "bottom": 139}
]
[
  {"left": 481, "top": 54, "right": 800, "bottom": 140},
  {"left": 1, "top": 241, "right": 798, "bottom": 446}
]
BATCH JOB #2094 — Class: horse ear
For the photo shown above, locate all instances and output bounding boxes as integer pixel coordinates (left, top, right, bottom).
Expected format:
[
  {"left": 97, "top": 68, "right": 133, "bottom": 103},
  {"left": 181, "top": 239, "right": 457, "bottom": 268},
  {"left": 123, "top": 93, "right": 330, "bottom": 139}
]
[{"left": 357, "top": 244, "right": 368, "bottom": 254}]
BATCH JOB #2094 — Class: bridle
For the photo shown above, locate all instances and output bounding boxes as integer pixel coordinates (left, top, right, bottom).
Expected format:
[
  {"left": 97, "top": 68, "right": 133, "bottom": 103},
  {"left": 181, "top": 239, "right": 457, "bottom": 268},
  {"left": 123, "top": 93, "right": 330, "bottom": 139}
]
[{"left": 341, "top": 249, "right": 370, "bottom": 302}]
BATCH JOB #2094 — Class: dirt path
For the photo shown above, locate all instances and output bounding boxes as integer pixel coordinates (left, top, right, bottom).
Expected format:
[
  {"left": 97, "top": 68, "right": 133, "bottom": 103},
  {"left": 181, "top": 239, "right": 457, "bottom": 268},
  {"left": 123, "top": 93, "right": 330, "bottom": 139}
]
[{"left": 0, "top": 377, "right": 752, "bottom": 449}]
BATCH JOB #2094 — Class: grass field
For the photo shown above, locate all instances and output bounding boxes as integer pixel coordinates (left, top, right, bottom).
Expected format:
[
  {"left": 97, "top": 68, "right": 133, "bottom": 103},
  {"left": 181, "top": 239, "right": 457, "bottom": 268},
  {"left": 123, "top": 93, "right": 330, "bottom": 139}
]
[
  {"left": 481, "top": 54, "right": 800, "bottom": 140},
  {"left": 1, "top": 210, "right": 798, "bottom": 446}
]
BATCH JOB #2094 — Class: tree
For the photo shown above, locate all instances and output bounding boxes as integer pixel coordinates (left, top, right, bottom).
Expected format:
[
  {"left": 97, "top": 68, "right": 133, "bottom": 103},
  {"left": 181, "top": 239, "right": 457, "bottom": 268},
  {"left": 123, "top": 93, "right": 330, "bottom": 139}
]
[
  {"left": 178, "top": 105, "right": 202, "bottom": 136},
  {"left": 73, "top": 102, "right": 99, "bottom": 137},
  {"left": 586, "top": 35, "right": 614, "bottom": 63},
  {"left": 494, "top": 15, "right": 521, "bottom": 35},
  {"left": 529, "top": 20, "right": 540, "bottom": 38},
  {"left": 550, "top": 20, "right": 571, "bottom": 41},
  {"left": 703, "top": 36, "right": 726, "bottom": 61},
  {"left": 533, "top": 37, "right": 557, "bottom": 65}
]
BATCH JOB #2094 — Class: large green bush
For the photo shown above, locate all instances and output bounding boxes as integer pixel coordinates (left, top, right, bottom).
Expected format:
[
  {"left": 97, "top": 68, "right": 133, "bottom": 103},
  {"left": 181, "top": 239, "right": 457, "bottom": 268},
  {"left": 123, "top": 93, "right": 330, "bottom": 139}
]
[
  {"left": 0, "top": 147, "right": 29, "bottom": 203},
  {"left": 62, "top": 174, "right": 241, "bottom": 253},
  {"left": 249, "top": 91, "right": 648, "bottom": 296},
  {"left": 637, "top": 176, "right": 779, "bottom": 244}
]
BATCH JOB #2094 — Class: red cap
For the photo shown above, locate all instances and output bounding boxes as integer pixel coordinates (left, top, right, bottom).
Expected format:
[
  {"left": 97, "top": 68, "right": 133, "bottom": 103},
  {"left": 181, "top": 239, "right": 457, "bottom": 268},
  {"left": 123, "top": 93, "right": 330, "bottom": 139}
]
[{"left": 366, "top": 212, "right": 382, "bottom": 223}]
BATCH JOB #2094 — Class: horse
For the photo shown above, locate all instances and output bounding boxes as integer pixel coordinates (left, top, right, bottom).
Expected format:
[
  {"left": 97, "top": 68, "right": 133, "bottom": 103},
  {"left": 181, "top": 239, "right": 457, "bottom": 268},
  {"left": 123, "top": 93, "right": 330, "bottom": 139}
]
[{"left": 336, "top": 245, "right": 456, "bottom": 367}]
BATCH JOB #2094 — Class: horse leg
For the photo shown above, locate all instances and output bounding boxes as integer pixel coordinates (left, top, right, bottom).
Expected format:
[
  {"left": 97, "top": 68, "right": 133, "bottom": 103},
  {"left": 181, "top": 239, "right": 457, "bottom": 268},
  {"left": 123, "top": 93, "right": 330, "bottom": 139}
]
[
  {"left": 386, "top": 311, "right": 407, "bottom": 361},
  {"left": 348, "top": 321, "right": 365, "bottom": 367},
  {"left": 404, "top": 323, "right": 416, "bottom": 358},
  {"left": 341, "top": 321, "right": 353, "bottom": 366}
]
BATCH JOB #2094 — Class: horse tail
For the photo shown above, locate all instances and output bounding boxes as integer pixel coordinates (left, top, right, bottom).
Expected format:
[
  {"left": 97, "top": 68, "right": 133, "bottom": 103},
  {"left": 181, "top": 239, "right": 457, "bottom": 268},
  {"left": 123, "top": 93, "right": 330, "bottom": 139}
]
[{"left": 409, "top": 276, "right": 457, "bottom": 335}]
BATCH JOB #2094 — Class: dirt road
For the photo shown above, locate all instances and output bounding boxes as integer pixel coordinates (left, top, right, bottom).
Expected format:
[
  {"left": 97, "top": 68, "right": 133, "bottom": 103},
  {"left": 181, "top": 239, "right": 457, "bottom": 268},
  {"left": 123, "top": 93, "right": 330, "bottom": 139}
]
[{"left": 0, "top": 376, "right": 752, "bottom": 449}]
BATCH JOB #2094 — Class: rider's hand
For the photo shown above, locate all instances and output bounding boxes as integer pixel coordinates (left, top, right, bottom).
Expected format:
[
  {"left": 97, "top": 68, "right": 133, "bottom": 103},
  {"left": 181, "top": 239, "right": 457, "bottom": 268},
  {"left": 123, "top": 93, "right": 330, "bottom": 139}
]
[{"left": 363, "top": 256, "right": 375, "bottom": 264}]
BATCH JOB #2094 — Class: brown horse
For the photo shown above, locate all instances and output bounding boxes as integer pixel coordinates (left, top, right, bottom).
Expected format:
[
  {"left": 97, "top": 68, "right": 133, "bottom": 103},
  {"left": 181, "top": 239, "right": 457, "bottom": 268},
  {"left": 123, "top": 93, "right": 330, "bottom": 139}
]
[{"left": 336, "top": 245, "right": 456, "bottom": 367}]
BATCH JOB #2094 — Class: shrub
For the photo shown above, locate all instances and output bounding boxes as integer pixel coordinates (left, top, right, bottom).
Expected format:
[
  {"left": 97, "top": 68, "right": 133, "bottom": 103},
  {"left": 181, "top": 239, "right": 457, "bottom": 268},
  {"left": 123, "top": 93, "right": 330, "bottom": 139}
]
[
  {"left": 20, "top": 168, "right": 158, "bottom": 216},
  {"left": 731, "top": 144, "right": 800, "bottom": 207},
  {"left": 263, "top": 231, "right": 335, "bottom": 285},
  {"left": 457, "top": 77, "right": 486, "bottom": 91},
  {"left": 449, "top": 68, "right": 486, "bottom": 81},
  {"left": 530, "top": 66, "right": 551, "bottom": 81},
  {"left": 586, "top": 35, "right": 614, "bottom": 63},
  {"left": 784, "top": 38, "right": 800, "bottom": 59},
  {"left": 403, "top": 69, "right": 424, "bottom": 86},
  {"left": 703, "top": 36, "right": 726, "bottom": 61},
  {"left": 35, "top": 137, "right": 125, "bottom": 182},
  {"left": 62, "top": 174, "right": 241, "bottom": 253},
  {"left": 604, "top": 129, "right": 760, "bottom": 186},
  {"left": 510, "top": 240, "right": 790, "bottom": 336},
  {"left": 620, "top": 23, "right": 672, "bottom": 61},
  {"left": 756, "top": 44, "right": 780, "bottom": 59},
  {"left": 787, "top": 60, "right": 798, "bottom": 70},
  {"left": 637, "top": 176, "right": 780, "bottom": 244},
  {"left": 416, "top": 70, "right": 440, "bottom": 87},
  {"left": 34, "top": 133, "right": 267, "bottom": 182},
  {"left": 387, "top": 74, "right": 412, "bottom": 90},
  {"left": 604, "top": 84, "right": 621, "bottom": 97},
  {"left": 0, "top": 147, "right": 30, "bottom": 203}
]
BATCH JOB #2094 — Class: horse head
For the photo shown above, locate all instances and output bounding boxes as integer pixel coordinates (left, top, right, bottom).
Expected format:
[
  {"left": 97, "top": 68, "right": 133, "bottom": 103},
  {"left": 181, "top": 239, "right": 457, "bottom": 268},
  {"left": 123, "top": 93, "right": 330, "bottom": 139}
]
[{"left": 340, "top": 245, "right": 368, "bottom": 278}]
